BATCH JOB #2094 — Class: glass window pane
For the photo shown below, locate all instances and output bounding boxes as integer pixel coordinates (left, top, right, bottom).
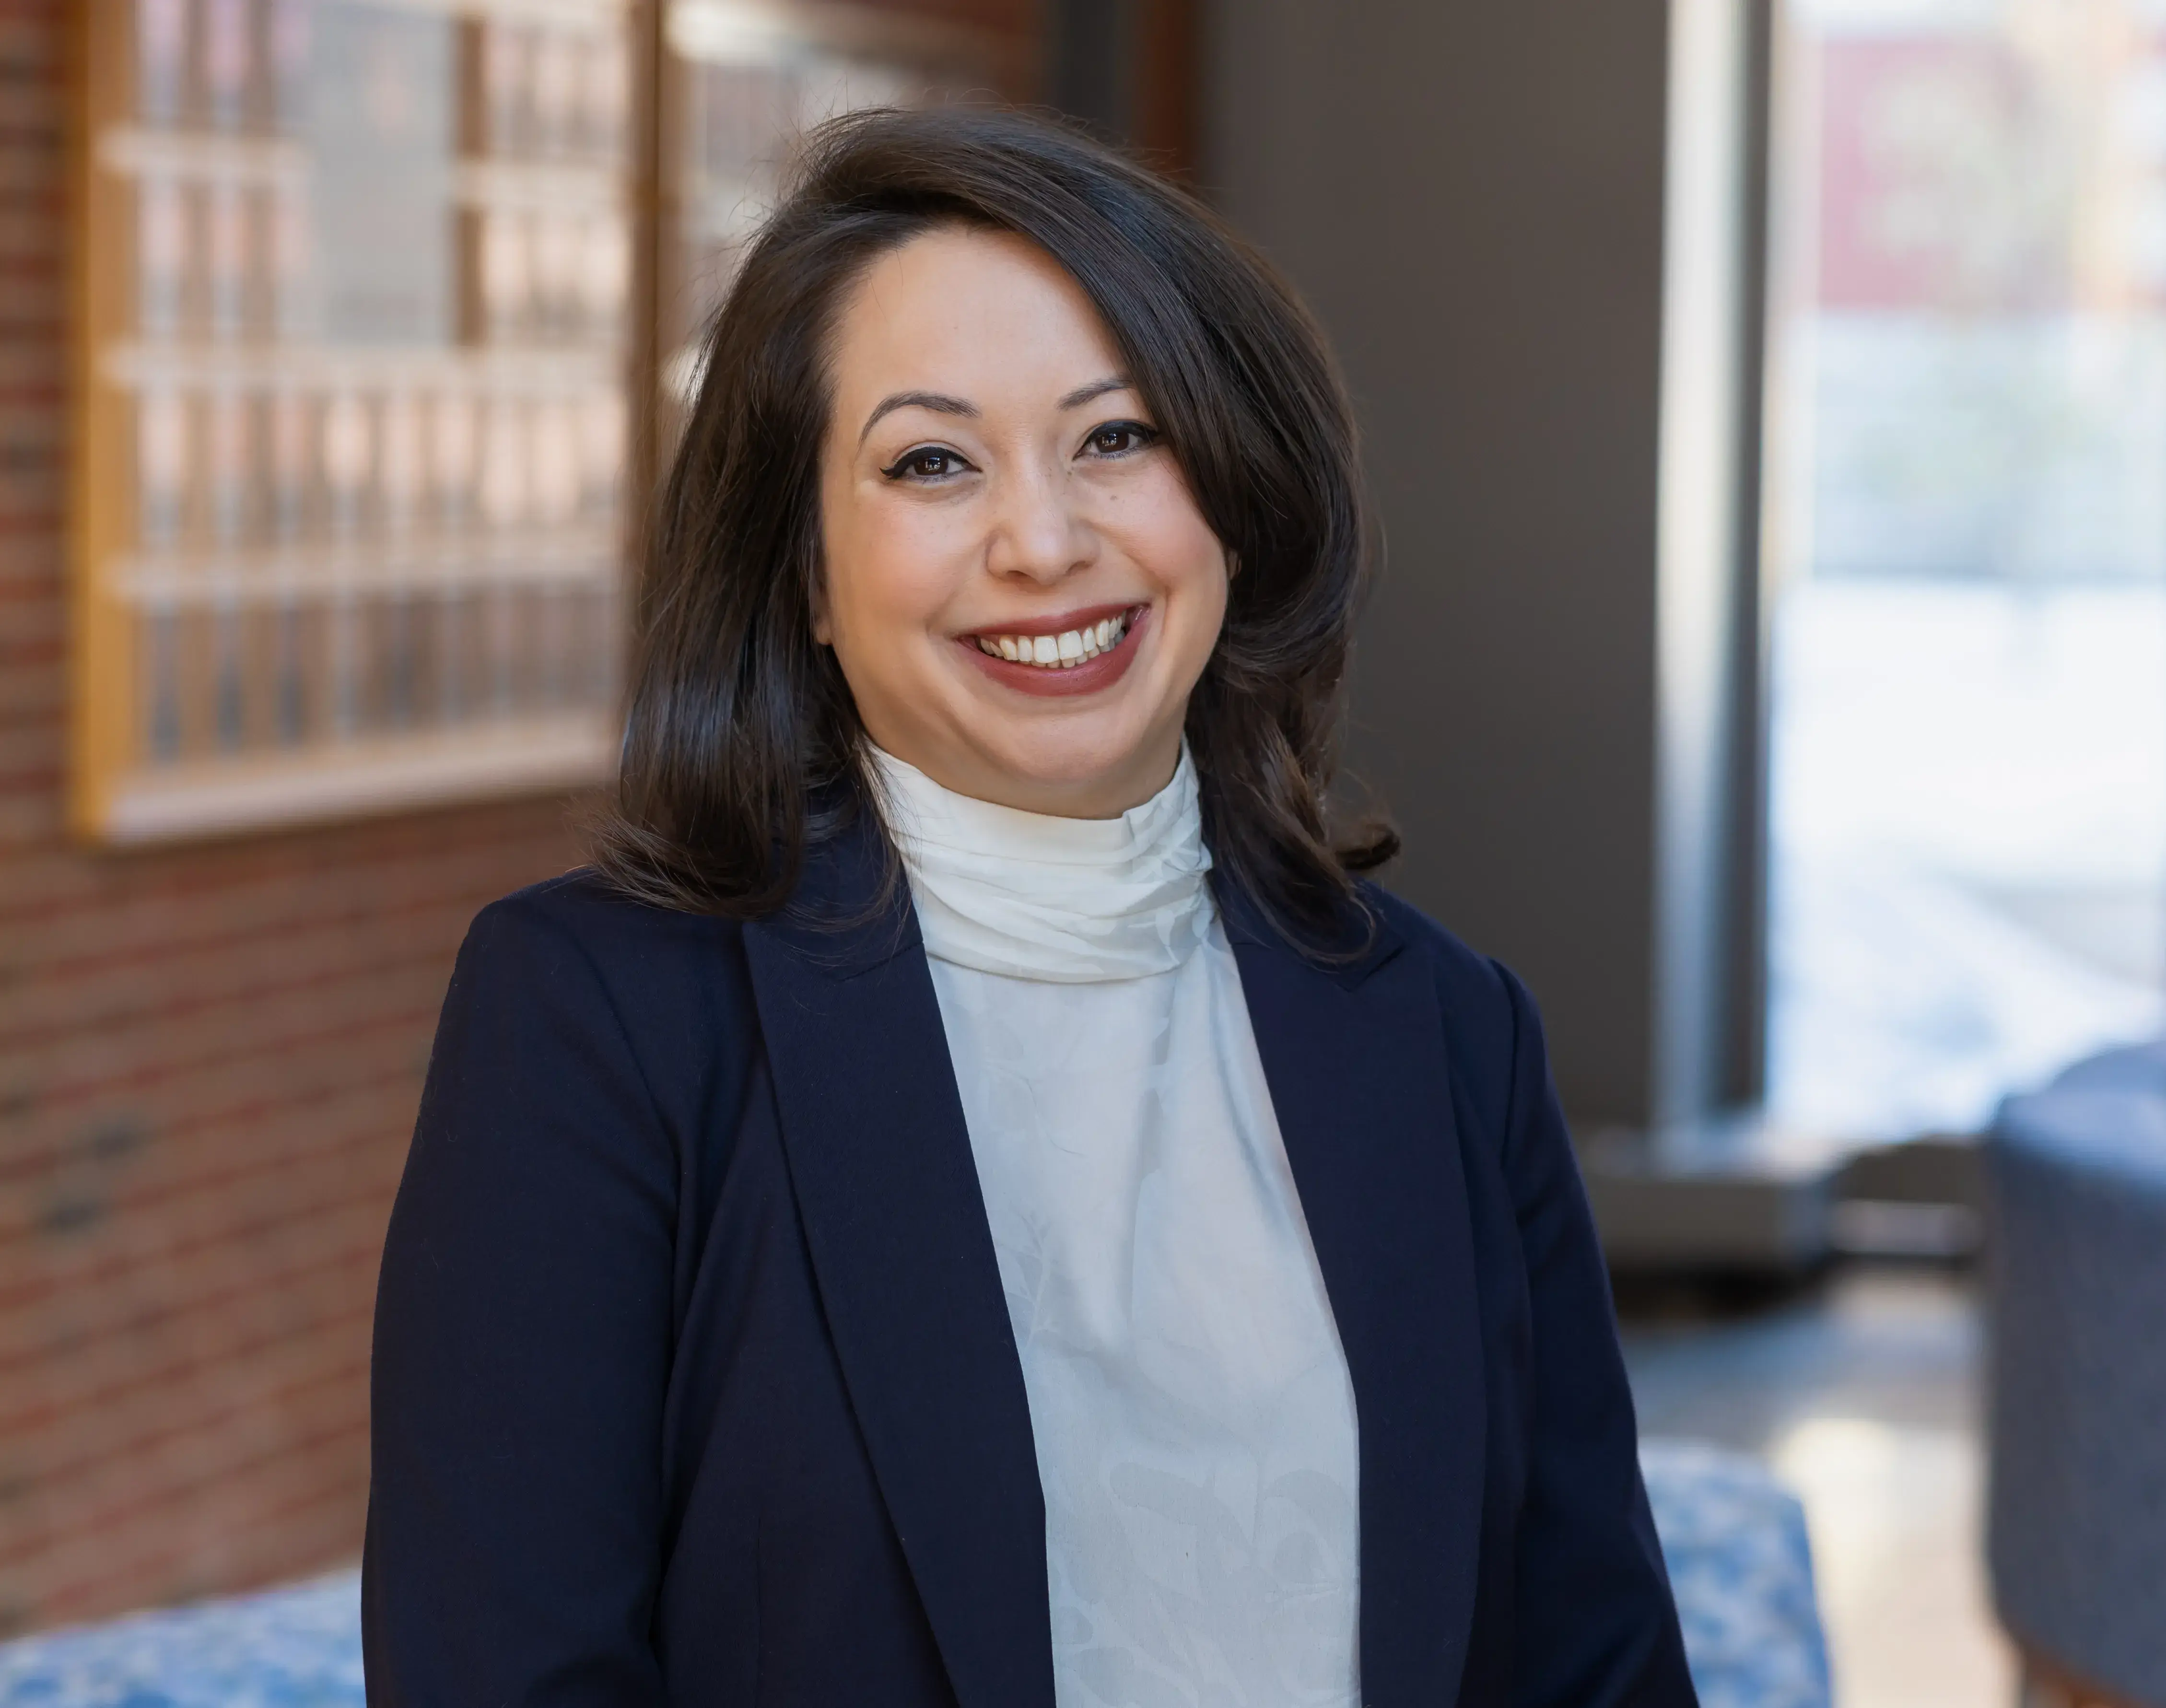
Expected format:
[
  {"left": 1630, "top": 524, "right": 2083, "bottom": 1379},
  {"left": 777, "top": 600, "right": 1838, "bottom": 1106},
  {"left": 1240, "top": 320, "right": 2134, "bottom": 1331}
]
[
  {"left": 658, "top": 2, "right": 1006, "bottom": 436},
  {"left": 1765, "top": 0, "right": 2166, "bottom": 1138},
  {"left": 76, "top": 0, "right": 636, "bottom": 841}
]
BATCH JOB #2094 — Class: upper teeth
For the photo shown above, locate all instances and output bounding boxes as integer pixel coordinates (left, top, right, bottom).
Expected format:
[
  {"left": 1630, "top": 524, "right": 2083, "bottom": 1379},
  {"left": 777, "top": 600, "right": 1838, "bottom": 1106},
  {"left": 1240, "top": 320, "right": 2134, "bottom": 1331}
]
[{"left": 975, "top": 612, "right": 1130, "bottom": 668}]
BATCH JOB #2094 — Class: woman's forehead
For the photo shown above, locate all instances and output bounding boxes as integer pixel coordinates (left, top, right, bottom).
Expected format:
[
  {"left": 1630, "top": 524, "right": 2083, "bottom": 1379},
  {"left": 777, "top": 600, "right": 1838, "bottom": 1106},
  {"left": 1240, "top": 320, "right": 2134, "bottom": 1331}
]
[{"left": 831, "top": 227, "right": 1127, "bottom": 418}]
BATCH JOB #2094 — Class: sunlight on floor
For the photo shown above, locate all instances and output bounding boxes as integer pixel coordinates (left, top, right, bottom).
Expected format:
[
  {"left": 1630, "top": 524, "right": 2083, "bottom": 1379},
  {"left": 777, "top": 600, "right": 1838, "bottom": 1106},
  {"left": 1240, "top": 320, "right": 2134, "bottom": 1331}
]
[
  {"left": 1622, "top": 1265, "right": 2008, "bottom": 1708},
  {"left": 1769, "top": 1417, "right": 2012, "bottom": 1708}
]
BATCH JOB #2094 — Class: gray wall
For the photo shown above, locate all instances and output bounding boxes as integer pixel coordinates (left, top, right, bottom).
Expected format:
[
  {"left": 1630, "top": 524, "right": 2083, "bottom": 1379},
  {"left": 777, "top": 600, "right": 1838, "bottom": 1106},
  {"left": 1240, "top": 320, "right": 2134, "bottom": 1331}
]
[{"left": 1202, "top": 0, "right": 1756, "bottom": 1131}]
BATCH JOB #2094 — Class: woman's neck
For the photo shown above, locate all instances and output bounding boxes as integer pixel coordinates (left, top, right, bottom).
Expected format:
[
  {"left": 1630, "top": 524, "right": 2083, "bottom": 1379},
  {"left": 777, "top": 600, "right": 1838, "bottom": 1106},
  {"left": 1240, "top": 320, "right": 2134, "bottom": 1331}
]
[
  {"left": 853, "top": 723, "right": 1185, "bottom": 821},
  {"left": 866, "top": 740, "right": 1213, "bottom": 983}
]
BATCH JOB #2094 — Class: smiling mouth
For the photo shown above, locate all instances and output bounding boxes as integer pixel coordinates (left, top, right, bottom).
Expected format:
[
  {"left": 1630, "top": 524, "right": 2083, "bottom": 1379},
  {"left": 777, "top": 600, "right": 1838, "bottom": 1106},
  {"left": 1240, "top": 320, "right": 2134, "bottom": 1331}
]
[{"left": 968, "top": 607, "right": 1139, "bottom": 670}]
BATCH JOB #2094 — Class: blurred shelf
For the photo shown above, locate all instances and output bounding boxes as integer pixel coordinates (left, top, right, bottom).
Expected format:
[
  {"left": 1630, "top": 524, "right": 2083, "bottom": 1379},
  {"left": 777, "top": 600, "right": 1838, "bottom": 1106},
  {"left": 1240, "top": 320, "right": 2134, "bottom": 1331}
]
[
  {"left": 367, "top": 0, "right": 632, "bottom": 28},
  {"left": 453, "top": 158, "right": 628, "bottom": 212},
  {"left": 1580, "top": 1110, "right": 1859, "bottom": 1274},
  {"left": 667, "top": 0, "right": 1009, "bottom": 71},
  {"left": 113, "top": 533, "right": 621, "bottom": 603},
  {"left": 97, "top": 712, "right": 616, "bottom": 844},
  {"left": 102, "top": 343, "right": 623, "bottom": 393},
  {"left": 97, "top": 128, "right": 310, "bottom": 185},
  {"left": 1581, "top": 1111, "right": 1998, "bottom": 1274}
]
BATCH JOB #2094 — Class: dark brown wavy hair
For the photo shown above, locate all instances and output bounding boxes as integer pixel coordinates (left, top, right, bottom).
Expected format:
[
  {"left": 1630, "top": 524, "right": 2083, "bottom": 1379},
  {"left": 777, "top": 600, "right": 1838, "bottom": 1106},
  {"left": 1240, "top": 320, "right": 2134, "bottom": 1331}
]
[{"left": 589, "top": 104, "right": 1396, "bottom": 942}]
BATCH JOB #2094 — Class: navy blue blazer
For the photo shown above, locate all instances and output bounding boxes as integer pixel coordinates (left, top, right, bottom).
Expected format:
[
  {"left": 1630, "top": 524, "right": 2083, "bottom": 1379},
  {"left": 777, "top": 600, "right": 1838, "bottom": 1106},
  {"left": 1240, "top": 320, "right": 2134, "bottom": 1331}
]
[{"left": 363, "top": 824, "right": 1693, "bottom": 1708}]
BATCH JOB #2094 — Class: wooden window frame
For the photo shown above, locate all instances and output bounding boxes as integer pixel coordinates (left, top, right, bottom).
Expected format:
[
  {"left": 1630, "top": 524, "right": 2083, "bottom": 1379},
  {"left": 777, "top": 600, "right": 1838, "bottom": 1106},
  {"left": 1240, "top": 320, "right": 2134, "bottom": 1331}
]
[{"left": 68, "top": 0, "right": 1028, "bottom": 848}]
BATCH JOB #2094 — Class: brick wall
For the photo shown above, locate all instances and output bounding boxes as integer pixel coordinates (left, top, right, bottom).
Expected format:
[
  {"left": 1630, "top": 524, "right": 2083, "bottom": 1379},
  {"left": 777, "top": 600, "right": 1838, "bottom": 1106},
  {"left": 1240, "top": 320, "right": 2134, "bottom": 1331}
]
[
  {"left": 0, "top": 0, "right": 1063, "bottom": 1641},
  {"left": 0, "top": 1, "right": 592, "bottom": 1635}
]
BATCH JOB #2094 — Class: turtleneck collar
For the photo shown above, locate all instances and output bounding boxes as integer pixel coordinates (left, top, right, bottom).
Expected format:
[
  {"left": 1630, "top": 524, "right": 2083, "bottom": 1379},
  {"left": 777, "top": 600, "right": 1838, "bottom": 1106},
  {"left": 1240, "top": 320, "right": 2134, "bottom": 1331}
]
[{"left": 866, "top": 742, "right": 1214, "bottom": 983}]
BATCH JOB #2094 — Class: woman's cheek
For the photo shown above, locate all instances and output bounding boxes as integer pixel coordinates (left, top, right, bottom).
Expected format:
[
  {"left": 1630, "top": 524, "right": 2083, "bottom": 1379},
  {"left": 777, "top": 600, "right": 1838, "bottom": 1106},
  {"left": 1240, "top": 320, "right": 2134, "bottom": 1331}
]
[{"left": 890, "top": 527, "right": 982, "bottom": 631}]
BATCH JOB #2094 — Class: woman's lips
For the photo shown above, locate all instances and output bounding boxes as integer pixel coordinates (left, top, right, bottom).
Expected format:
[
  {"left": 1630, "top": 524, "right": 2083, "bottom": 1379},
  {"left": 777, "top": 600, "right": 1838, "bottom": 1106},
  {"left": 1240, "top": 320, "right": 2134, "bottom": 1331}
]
[{"left": 955, "top": 604, "right": 1148, "bottom": 698}]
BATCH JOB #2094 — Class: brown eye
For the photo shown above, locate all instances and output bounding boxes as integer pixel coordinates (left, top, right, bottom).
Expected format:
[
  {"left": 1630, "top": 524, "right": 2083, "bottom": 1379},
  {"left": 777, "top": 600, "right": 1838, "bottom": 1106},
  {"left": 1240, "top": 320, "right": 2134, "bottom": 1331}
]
[
  {"left": 882, "top": 446, "right": 969, "bottom": 481},
  {"left": 1084, "top": 421, "right": 1156, "bottom": 458}
]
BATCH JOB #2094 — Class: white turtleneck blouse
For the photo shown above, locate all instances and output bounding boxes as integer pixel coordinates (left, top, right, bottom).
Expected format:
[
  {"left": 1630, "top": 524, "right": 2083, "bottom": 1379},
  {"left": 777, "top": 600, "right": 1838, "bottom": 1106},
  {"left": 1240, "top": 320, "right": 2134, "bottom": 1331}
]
[{"left": 868, "top": 743, "right": 1362, "bottom": 1708}]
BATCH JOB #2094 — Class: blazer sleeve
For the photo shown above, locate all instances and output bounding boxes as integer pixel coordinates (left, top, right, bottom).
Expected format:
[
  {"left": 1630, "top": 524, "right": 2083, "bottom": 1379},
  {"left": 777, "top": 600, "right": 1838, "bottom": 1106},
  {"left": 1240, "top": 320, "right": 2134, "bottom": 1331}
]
[
  {"left": 363, "top": 895, "right": 677, "bottom": 1706},
  {"left": 1492, "top": 961, "right": 1699, "bottom": 1708}
]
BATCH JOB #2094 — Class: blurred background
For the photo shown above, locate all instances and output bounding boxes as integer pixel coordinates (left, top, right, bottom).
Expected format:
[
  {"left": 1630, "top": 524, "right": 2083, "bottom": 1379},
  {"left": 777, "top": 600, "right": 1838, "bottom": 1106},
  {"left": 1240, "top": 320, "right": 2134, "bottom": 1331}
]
[{"left": 3, "top": 1, "right": 2164, "bottom": 1705}]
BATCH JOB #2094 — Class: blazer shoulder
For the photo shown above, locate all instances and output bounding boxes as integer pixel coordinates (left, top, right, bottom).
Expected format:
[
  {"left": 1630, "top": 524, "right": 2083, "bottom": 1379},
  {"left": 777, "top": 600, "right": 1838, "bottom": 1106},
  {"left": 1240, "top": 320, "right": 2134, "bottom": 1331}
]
[
  {"left": 1358, "top": 880, "right": 1513, "bottom": 1015},
  {"left": 1357, "top": 879, "right": 1527, "bottom": 1142},
  {"left": 448, "top": 872, "right": 767, "bottom": 1154},
  {"left": 471, "top": 868, "right": 751, "bottom": 972},
  {"left": 462, "top": 870, "right": 761, "bottom": 1056}
]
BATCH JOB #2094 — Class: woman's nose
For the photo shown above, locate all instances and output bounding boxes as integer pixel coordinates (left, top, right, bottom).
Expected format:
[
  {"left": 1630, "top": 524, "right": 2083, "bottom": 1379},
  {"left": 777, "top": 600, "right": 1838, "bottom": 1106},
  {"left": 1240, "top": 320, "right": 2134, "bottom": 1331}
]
[{"left": 984, "top": 464, "right": 1094, "bottom": 585}]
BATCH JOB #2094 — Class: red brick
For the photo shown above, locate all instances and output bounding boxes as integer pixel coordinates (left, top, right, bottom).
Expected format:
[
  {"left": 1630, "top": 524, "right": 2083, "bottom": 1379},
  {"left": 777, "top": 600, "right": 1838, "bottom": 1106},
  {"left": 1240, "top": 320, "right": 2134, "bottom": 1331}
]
[{"left": 0, "top": 0, "right": 597, "bottom": 1632}]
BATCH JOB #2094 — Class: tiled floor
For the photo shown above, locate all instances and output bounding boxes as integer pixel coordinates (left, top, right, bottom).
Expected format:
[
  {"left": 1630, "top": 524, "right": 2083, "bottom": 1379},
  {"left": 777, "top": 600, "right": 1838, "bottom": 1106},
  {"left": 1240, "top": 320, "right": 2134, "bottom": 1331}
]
[{"left": 1621, "top": 1263, "right": 2014, "bottom": 1708}]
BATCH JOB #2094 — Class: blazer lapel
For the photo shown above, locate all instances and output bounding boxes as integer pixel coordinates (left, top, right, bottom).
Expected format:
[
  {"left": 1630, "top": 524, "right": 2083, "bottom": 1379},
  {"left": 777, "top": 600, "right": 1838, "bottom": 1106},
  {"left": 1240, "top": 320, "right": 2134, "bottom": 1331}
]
[
  {"left": 1219, "top": 879, "right": 1488, "bottom": 1707},
  {"left": 743, "top": 823, "right": 1053, "bottom": 1708}
]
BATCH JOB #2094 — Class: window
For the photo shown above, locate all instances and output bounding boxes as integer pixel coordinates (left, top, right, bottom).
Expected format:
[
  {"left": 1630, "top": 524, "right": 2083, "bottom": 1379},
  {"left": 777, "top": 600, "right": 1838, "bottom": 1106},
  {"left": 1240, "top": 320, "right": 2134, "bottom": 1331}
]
[
  {"left": 656, "top": 3, "right": 1008, "bottom": 433},
  {"left": 71, "top": 0, "right": 1025, "bottom": 844},
  {"left": 1764, "top": 0, "right": 2166, "bottom": 1137}
]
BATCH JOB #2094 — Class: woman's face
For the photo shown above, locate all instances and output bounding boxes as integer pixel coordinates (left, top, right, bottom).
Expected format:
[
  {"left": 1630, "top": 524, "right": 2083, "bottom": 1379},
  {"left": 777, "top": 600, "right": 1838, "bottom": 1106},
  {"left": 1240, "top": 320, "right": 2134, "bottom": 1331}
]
[{"left": 817, "top": 225, "right": 1230, "bottom": 819}]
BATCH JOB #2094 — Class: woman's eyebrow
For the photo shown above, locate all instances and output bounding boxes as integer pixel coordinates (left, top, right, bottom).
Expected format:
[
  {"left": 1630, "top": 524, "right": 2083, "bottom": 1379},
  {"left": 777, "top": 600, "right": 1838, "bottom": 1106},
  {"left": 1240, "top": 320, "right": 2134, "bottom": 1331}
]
[
  {"left": 1059, "top": 375, "right": 1131, "bottom": 410},
  {"left": 859, "top": 390, "right": 978, "bottom": 446}
]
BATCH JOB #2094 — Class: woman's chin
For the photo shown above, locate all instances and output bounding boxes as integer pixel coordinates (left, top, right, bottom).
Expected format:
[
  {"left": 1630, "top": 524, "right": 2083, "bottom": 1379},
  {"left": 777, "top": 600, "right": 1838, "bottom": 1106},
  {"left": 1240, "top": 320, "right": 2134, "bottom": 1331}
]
[{"left": 962, "top": 732, "right": 1178, "bottom": 818}]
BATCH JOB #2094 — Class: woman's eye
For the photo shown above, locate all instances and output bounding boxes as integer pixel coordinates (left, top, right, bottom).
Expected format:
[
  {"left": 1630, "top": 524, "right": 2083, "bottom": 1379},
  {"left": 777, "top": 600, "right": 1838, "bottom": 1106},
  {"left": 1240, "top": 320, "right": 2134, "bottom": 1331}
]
[
  {"left": 882, "top": 446, "right": 968, "bottom": 481},
  {"left": 1083, "top": 421, "right": 1158, "bottom": 458}
]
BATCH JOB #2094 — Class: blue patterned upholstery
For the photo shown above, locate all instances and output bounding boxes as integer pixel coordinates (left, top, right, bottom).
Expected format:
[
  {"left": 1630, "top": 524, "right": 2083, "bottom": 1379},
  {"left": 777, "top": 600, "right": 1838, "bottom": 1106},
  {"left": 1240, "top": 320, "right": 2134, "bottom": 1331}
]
[
  {"left": 1642, "top": 1439, "right": 1832, "bottom": 1708},
  {"left": 0, "top": 1569, "right": 363, "bottom": 1705},
  {"left": 0, "top": 1443, "right": 1826, "bottom": 1707},
  {"left": 1988, "top": 1077, "right": 2166, "bottom": 1708}
]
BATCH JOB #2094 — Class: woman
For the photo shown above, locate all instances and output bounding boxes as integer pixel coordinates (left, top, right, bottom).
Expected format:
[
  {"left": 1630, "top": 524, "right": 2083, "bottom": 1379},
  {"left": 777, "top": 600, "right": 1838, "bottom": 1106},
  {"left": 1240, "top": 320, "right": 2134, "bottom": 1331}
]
[{"left": 363, "top": 107, "right": 1693, "bottom": 1708}]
